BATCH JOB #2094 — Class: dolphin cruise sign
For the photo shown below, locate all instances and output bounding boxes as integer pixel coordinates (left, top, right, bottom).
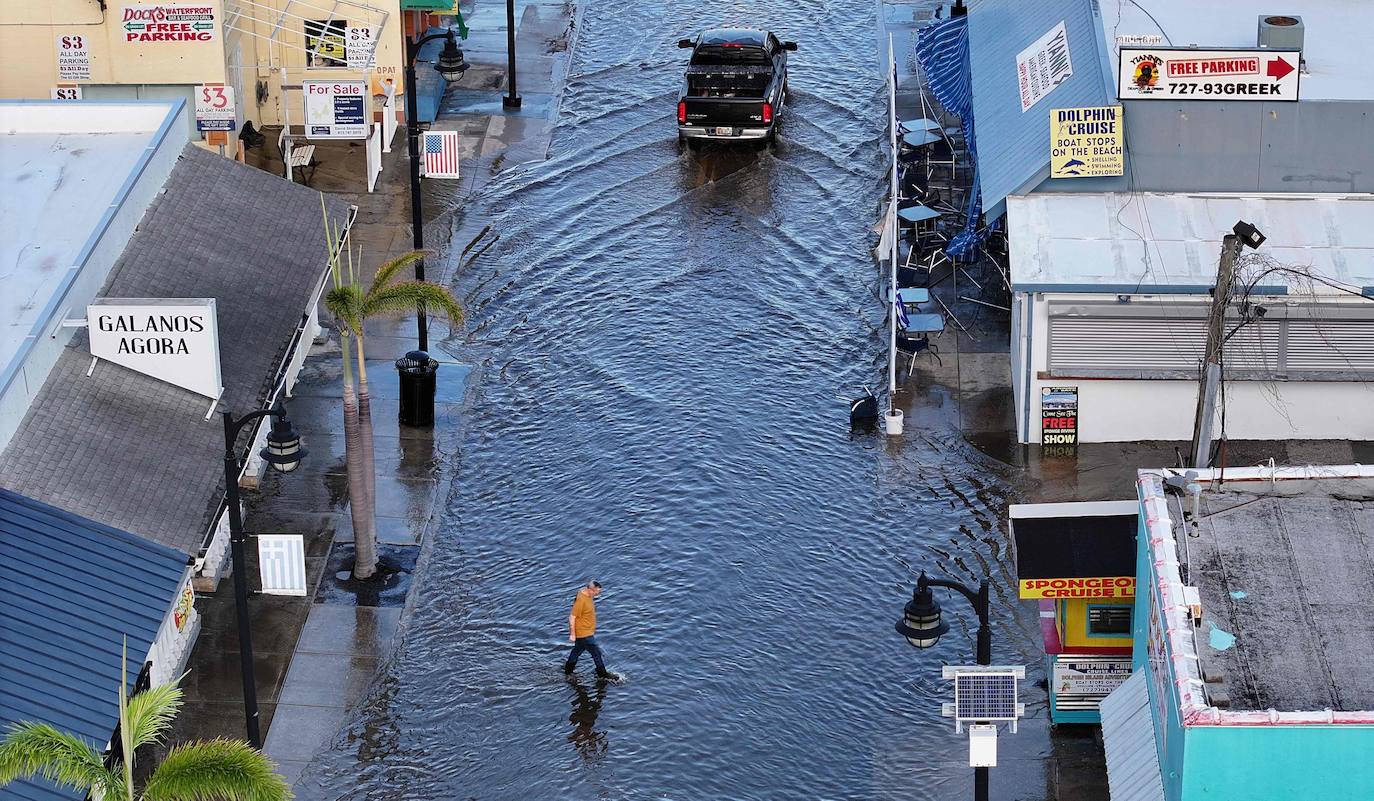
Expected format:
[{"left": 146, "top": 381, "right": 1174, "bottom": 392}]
[{"left": 86, "top": 299, "right": 223, "bottom": 400}]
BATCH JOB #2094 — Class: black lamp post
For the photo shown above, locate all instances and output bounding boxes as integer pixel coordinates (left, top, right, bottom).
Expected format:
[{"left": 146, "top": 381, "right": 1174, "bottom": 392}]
[
  {"left": 503, "top": 0, "right": 521, "bottom": 109},
  {"left": 221, "top": 404, "right": 306, "bottom": 748},
  {"left": 895, "top": 571, "right": 992, "bottom": 801},
  {"left": 403, "top": 28, "right": 468, "bottom": 353}
]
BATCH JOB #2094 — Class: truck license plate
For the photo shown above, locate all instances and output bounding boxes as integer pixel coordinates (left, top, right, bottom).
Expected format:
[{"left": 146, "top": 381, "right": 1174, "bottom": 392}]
[{"left": 713, "top": 126, "right": 733, "bottom": 136}]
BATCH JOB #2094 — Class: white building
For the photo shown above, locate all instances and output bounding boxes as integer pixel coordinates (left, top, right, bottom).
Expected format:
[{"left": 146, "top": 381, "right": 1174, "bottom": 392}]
[{"left": 1009, "top": 191, "right": 1374, "bottom": 444}]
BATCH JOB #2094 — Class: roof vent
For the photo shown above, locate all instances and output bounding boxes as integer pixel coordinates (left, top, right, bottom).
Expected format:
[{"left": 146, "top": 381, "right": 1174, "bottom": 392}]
[{"left": 1257, "top": 15, "right": 1304, "bottom": 52}]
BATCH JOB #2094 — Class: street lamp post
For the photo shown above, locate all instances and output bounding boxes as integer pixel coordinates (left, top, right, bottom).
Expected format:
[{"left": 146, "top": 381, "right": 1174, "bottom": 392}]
[
  {"left": 503, "top": 0, "right": 521, "bottom": 109},
  {"left": 221, "top": 404, "right": 306, "bottom": 749},
  {"left": 895, "top": 571, "right": 992, "bottom": 801},
  {"left": 402, "top": 28, "right": 468, "bottom": 353}
]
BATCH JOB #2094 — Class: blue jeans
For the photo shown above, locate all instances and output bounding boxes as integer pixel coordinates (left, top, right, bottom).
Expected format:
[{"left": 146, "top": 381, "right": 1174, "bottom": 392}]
[{"left": 564, "top": 636, "right": 607, "bottom": 673}]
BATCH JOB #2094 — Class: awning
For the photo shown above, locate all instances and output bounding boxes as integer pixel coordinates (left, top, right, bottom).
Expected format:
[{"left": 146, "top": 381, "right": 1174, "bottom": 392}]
[
  {"left": 1099, "top": 671, "right": 1166, "bottom": 801},
  {"left": 914, "top": 14, "right": 982, "bottom": 259}
]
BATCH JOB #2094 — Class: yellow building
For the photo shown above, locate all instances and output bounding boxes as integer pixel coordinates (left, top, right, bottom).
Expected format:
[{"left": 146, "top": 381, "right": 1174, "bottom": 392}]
[{"left": 0, "top": 0, "right": 412, "bottom": 143}]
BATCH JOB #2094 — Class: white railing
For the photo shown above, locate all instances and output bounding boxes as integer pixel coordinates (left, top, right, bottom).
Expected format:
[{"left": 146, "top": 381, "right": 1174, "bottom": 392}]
[{"left": 366, "top": 121, "right": 383, "bottom": 192}]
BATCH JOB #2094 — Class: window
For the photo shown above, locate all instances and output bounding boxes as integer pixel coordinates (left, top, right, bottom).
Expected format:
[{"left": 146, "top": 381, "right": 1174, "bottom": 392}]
[
  {"left": 691, "top": 45, "right": 770, "bottom": 67},
  {"left": 1046, "top": 302, "right": 1374, "bottom": 378},
  {"left": 305, "top": 19, "right": 347, "bottom": 67},
  {"left": 1088, "top": 605, "right": 1132, "bottom": 635}
]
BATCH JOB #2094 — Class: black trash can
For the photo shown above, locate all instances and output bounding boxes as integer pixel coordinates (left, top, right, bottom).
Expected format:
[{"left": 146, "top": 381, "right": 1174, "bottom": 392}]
[{"left": 395, "top": 350, "right": 439, "bottom": 427}]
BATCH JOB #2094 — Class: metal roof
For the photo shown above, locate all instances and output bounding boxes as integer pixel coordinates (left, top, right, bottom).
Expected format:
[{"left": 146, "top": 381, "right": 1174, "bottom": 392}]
[
  {"left": 1099, "top": 671, "right": 1166, "bottom": 801},
  {"left": 0, "top": 145, "right": 351, "bottom": 556},
  {"left": 0, "top": 488, "right": 188, "bottom": 801},
  {"left": 967, "top": 0, "right": 1111, "bottom": 218},
  {"left": 1007, "top": 192, "right": 1374, "bottom": 294}
]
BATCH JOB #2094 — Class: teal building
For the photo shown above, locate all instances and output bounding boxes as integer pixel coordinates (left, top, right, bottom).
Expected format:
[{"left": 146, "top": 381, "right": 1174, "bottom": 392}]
[{"left": 1100, "top": 466, "right": 1374, "bottom": 801}]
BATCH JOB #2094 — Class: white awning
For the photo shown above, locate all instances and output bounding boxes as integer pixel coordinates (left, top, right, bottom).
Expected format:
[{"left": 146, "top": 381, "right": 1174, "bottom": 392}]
[{"left": 1099, "top": 671, "right": 1166, "bottom": 801}]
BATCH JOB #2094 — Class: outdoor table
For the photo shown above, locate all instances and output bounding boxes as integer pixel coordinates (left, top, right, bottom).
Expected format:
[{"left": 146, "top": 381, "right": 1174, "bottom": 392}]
[
  {"left": 897, "top": 204, "right": 941, "bottom": 224},
  {"left": 901, "top": 312, "right": 946, "bottom": 334},
  {"left": 885, "top": 285, "right": 931, "bottom": 305},
  {"left": 899, "top": 118, "right": 942, "bottom": 133},
  {"left": 901, "top": 130, "right": 943, "bottom": 148}
]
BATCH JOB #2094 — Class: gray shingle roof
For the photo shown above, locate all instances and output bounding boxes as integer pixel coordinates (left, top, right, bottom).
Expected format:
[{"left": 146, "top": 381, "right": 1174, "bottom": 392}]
[
  {"left": 0, "top": 487, "right": 188, "bottom": 801},
  {"left": 0, "top": 145, "right": 352, "bottom": 555}
]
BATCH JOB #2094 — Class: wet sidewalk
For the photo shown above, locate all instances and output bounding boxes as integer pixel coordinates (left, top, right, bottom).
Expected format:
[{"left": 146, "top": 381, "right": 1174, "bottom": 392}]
[{"left": 166, "top": 1, "right": 581, "bottom": 790}]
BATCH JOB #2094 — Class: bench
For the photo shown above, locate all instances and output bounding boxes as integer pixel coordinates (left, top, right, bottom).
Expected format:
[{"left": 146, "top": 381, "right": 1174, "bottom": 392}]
[{"left": 278, "top": 128, "right": 318, "bottom": 186}]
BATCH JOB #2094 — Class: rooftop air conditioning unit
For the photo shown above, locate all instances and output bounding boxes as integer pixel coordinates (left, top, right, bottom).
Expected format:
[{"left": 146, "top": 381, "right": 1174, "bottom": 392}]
[{"left": 1257, "top": 14, "right": 1304, "bottom": 52}]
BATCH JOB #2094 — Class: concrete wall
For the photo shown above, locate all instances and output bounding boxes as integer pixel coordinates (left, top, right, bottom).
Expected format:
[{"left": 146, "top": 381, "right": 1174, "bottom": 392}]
[{"left": 1014, "top": 291, "right": 1374, "bottom": 444}]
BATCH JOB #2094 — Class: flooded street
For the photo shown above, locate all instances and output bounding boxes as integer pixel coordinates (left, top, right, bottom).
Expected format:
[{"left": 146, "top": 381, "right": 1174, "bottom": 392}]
[{"left": 299, "top": 1, "right": 1080, "bottom": 798}]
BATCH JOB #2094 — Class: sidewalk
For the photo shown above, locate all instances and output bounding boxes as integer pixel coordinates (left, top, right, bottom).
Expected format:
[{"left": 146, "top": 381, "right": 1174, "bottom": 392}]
[{"left": 166, "top": 2, "right": 582, "bottom": 790}]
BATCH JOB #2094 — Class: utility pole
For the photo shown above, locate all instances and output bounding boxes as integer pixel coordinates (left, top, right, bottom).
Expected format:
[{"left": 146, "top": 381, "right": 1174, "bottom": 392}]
[{"left": 1190, "top": 233, "right": 1243, "bottom": 468}]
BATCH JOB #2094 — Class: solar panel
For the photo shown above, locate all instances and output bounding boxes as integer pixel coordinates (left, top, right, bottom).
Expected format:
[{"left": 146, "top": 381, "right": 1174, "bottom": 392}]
[{"left": 955, "top": 673, "right": 1019, "bottom": 721}]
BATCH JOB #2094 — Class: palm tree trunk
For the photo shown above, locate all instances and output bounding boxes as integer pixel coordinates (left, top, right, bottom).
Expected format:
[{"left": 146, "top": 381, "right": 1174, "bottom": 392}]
[
  {"left": 340, "top": 335, "right": 377, "bottom": 580},
  {"left": 354, "top": 334, "right": 380, "bottom": 579}
]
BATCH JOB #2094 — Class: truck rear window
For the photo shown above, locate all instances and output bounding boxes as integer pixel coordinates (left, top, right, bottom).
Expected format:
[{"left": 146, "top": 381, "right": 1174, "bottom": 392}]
[
  {"left": 686, "top": 72, "right": 771, "bottom": 98},
  {"left": 691, "top": 45, "right": 770, "bottom": 66}
]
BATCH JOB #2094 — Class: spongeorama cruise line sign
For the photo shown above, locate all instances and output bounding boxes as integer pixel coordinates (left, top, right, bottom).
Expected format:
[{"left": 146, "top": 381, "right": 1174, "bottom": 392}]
[{"left": 87, "top": 298, "right": 223, "bottom": 399}]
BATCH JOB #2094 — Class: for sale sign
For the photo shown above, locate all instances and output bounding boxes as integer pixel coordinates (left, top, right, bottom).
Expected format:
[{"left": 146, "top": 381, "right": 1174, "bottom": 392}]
[
  {"left": 1118, "top": 47, "right": 1299, "bottom": 101},
  {"left": 56, "top": 34, "right": 91, "bottom": 80},
  {"left": 122, "top": 4, "right": 217, "bottom": 43},
  {"left": 303, "top": 80, "right": 368, "bottom": 139},
  {"left": 195, "top": 84, "right": 236, "bottom": 132}
]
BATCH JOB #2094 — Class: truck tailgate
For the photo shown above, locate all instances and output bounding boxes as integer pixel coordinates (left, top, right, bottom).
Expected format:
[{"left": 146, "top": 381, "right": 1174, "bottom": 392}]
[{"left": 681, "top": 97, "right": 768, "bottom": 126}]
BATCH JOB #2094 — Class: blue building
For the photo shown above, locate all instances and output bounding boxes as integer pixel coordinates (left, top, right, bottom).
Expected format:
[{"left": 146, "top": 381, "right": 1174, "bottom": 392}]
[{"left": 1100, "top": 465, "right": 1374, "bottom": 801}]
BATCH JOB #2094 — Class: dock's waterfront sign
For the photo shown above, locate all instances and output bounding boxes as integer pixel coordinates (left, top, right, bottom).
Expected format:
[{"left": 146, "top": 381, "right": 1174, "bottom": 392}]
[
  {"left": 1117, "top": 47, "right": 1300, "bottom": 101},
  {"left": 87, "top": 299, "right": 223, "bottom": 399}
]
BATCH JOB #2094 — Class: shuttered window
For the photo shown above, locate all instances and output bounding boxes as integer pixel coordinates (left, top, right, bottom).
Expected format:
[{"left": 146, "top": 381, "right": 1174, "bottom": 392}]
[{"left": 1049, "top": 310, "right": 1374, "bottom": 377}]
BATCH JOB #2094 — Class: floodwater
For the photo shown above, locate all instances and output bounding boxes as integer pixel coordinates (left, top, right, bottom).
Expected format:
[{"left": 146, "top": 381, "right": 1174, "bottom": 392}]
[{"left": 299, "top": 1, "right": 1073, "bottom": 799}]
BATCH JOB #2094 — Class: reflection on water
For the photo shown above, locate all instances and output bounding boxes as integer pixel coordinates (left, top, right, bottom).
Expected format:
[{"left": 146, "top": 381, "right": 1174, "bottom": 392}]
[
  {"left": 566, "top": 676, "right": 610, "bottom": 763},
  {"left": 293, "top": 1, "right": 1071, "bottom": 800}
]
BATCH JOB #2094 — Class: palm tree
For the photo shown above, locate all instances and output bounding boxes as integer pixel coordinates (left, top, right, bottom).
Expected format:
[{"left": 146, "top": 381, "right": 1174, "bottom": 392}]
[
  {"left": 0, "top": 646, "right": 290, "bottom": 801},
  {"left": 322, "top": 228, "right": 462, "bottom": 580}
]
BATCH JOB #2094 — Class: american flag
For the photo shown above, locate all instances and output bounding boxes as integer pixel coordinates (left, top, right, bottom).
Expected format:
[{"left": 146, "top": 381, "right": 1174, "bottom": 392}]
[{"left": 422, "top": 130, "right": 461, "bottom": 179}]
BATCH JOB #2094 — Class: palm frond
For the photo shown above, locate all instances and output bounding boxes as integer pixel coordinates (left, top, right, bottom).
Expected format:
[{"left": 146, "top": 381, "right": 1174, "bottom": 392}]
[
  {"left": 324, "top": 284, "right": 365, "bottom": 336},
  {"left": 360, "top": 281, "right": 464, "bottom": 326},
  {"left": 367, "top": 251, "right": 425, "bottom": 297},
  {"left": 142, "top": 739, "right": 292, "bottom": 801},
  {"left": 124, "top": 681, "right": 184, "bottom": 752},
  {"left": 0, "top": 722, "right": 122, "bottom": 798}
]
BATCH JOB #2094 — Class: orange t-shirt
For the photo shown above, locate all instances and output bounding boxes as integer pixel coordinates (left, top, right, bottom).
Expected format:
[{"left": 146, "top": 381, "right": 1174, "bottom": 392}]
[{"left": 571, "top": 590, "right": 597, "bottom": 638}]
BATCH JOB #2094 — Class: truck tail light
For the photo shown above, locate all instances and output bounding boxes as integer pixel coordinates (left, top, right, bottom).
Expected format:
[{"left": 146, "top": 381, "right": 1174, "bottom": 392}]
[
  {"left": 678, "top": 100, "right": 687, "bottom": 124},
  {"left": 761, "top": 102, "right": 773, "bottom": 124}
]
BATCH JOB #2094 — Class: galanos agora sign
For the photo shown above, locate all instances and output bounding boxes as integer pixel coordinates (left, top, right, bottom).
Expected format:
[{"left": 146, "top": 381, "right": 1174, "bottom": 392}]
[{"left": 86, "top": 298, "right": 223, "bottom": 399}]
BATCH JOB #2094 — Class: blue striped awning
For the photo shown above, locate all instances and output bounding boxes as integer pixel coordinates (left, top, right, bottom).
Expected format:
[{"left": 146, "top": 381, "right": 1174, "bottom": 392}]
[{"left": 915, "top": 15, "right": 983, "bottom": 259}]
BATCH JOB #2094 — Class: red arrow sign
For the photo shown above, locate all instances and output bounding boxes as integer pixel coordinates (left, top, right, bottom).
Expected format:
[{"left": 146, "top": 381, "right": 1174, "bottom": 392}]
[{"left": 1267, "top": 56, "right": 1295, "bottom": 80}]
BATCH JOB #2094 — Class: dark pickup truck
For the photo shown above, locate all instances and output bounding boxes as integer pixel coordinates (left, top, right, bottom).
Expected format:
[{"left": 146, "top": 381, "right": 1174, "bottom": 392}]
[{"left": 676, "top": 28, "right": 796, "bottom": 145}]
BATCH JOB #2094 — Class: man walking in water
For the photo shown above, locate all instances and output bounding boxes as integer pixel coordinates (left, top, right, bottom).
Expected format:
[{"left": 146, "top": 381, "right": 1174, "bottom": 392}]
[{"left": 565, "top": 580, "right": 618, "bottom": 680}]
